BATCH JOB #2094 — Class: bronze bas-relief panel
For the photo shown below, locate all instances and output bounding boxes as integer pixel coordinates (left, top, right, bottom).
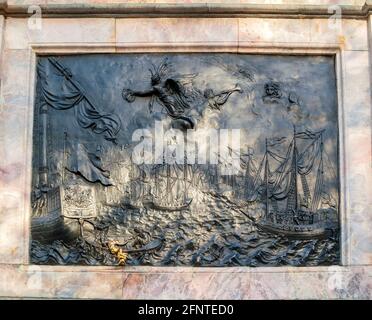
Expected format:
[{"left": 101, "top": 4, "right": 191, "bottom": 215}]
[{"left": 30, "top": 54, "right": 340, "bottom": 266}]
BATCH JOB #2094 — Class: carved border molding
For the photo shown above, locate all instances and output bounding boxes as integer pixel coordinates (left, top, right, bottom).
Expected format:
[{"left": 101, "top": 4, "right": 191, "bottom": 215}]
[{"left": 1, "top": 1, "right": 372, "bottom": 18}]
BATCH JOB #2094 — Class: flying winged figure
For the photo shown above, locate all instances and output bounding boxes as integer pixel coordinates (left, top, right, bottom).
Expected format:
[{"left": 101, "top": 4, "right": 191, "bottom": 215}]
[
  {"left": 123, "top": 58, "right": 243, "bottom": 130},
  {"left": 123, "top": 58, "right": 202, "bottom": 129}
]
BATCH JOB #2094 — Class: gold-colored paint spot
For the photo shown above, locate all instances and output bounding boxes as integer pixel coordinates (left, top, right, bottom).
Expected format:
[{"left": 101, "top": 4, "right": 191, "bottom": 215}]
[{"left": 108, "top": 241, "right": 128, "bottom": 266}]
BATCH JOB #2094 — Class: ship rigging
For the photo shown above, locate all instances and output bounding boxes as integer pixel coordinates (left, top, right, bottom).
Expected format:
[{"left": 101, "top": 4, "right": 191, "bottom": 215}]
[{"left": 251, "top": 127, "right": 338, "bottom": 239}]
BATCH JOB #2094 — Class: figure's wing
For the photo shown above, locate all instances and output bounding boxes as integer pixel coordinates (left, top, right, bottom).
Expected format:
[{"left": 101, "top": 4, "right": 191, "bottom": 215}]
[
  {"left": 203, "top": 56, "right": 256, "bottom": 82},
  {"left": 157, "top": 57, "right": 173, "bottom": 78},
  {"left": 168, "top": 74, "right": 205, "bottom": 104},
  {"left": 164, "top": 78, "right": 183, "bottom": 94},
  {"left": 202, "top": 56, "right": 229, "bottom": 73},
  {"left": 172, "top": 73, "right": 197, "bottom": 86}
]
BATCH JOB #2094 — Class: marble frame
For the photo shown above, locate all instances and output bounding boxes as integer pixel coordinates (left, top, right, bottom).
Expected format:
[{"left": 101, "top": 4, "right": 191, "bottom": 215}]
[{"left": 0, "top": 15, "right": 371, "bottom": 299}]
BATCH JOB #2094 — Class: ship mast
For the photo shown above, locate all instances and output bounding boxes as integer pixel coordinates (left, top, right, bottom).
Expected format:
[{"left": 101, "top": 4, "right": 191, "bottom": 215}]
[
  {"left": 39, "top": 91, "right": 49, "bottom": 191},
  {"left": 62, "top": 131, "right": 67, "bottom": 185},
  {"left": 166, "top": 145, "right": 171, "bottom": 204},
  {"left": 130, "top": 154, "right": 134, "bottom": 202},
  {"left": 245, "top": 151, "right": 250, "bottom": 183},
  {"left": 265, "top": 138, "right": 269, "bottom": 220},
  {"left": 183, "top": 147, "right": 188, "bottom": 203},
  {"left": 154, "top": 163, "right": 159, "bottom": 199},
  {"left": 285, "top": 125, "right": 299, "bottom": 218},
  {"left": 244, "top": 147, "right": 250, "bottom": 199},
  {"left": 293, "top": 125, "right": 299, "bottom": 213},
  {"left": 311, "top": 131, "right": 324, "bottom": 212}
]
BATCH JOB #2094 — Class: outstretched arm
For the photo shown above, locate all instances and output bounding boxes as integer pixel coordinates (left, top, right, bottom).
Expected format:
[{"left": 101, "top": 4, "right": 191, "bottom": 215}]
[
  {"left": 131, "top": 88, "right": 156, "bottom": 97},
  {"left": 122, "top": 88, "right": 155, "bottom": 103}
]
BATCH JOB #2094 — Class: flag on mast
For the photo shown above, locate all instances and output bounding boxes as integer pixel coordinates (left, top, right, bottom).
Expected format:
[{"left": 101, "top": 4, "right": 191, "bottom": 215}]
[{"left": 38, "top": 57, "right": 121, "bottom": 144}]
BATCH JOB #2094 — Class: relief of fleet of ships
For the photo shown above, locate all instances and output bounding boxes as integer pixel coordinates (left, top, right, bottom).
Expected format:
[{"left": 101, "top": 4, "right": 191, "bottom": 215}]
[
  {"left": 32, "top": 125, "right": 339, "bottom": 242},
  {"left": 30, "top": 55, "right": 340, "bottom": 266}
]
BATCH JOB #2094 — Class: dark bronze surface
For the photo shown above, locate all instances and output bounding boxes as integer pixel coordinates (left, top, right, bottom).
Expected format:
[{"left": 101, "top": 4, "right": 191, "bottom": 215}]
[{"left": 30, "top": 54, "right": 340, "bottom": 266}]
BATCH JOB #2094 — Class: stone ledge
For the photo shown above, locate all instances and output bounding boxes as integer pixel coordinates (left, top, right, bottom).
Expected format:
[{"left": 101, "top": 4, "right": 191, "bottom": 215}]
[
  {"left": 0, "top": 2, "right": 372, "bottom": 18},
  {"left": 0, "top": 264, "right": 371, "bottom": 299}
]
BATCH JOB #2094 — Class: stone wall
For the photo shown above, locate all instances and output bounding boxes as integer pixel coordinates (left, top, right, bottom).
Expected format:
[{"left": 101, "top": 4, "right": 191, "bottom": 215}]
[{"left": 0, "top": 1, "right": 371, "bottom": 299}]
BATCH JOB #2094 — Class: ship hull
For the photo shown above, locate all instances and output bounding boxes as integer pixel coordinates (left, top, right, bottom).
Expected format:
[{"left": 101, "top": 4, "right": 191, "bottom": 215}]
[
  {"left": 257, "top": 221, "right": 335, "bottom": 239},
  {"left": 145, "top": 199, "right": 192, "bottom": 212},
  {"left": 121, "top": 199, "right": 192, "bottom": 212},
  {"left": 121, "top": 202, "right": 143, "bottom": 210},
  {"left": 31, "top": 212, "right": 80, "bottom": 244}
]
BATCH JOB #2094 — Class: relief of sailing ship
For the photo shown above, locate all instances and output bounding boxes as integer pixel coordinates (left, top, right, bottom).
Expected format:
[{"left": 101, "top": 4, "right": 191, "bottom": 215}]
[
  {"left": 150, "top": 158, "right": 192, "bottom": 211},
  {"left": 121, "top": 159, "right": 150, "bottom": 209},
  {"left": 31, "top": 131, "right": 99, "bottom": 243},
  {"left": 253, "top": 127, "right": 339, "bottom": 239},
  {"left": 31, "top": 57, "right": 119, "bottom": 243},
  {"left": 122, "top": 153, "right": 192, "bottom": 211}
]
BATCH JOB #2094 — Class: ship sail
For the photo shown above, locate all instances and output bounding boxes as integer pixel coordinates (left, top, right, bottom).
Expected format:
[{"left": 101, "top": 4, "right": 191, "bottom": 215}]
[
  {"left": 246, "top": 151, "right": 265, "bottom": 202},
  {"left": 261, "top": 127, "right": 327, "bottom": 214},
  {"left": 285, "top": 132, "right": 299, "bottom": 214},
  {"left": 300, "top": 174, "right": 311, "bottom": 208},
  {"left": 150, "top": 151, "right": 192, "bottom": 210},
  {"left": 241, "top": 147, "right": 260, "bottom": 200}
]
